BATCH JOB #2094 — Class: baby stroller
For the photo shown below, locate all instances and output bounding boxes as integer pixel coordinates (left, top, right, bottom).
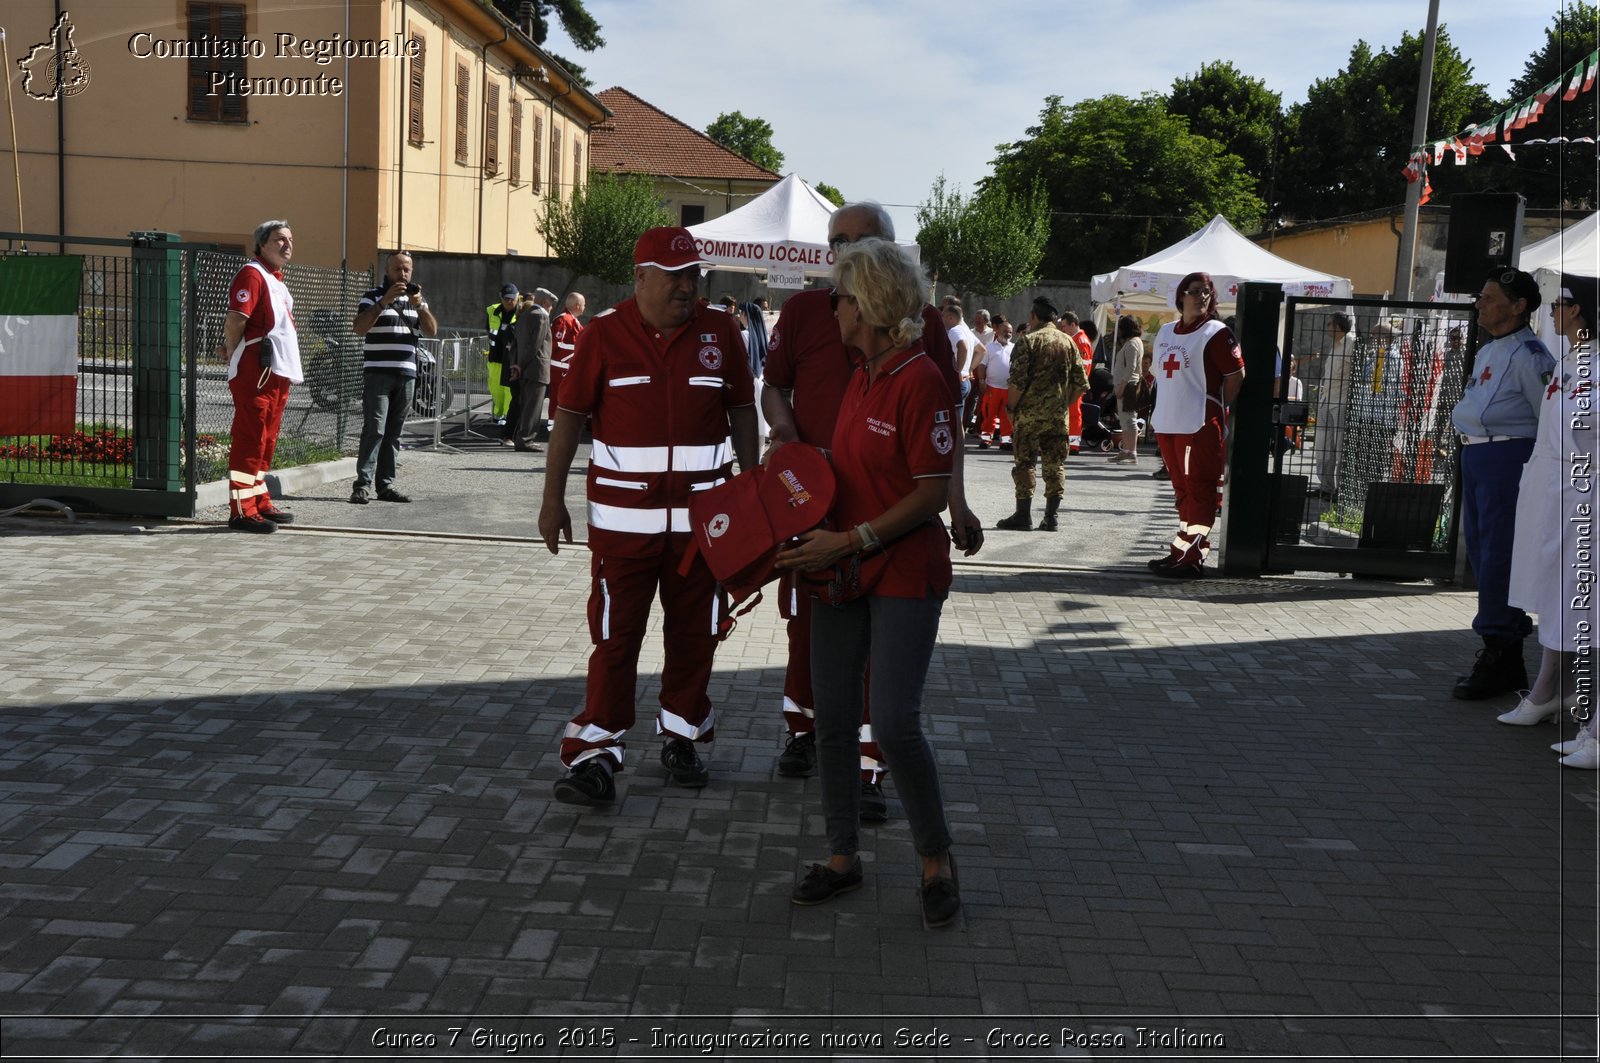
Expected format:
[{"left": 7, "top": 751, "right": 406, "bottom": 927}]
[{"left": 1079, "top": 366, "right": 1125, "bottom": 453}]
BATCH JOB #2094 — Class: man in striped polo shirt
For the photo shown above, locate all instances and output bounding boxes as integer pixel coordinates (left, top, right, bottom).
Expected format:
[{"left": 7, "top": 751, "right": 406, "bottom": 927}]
[{"left": 350, "top": 251, "right": 437, "bottom": 504}]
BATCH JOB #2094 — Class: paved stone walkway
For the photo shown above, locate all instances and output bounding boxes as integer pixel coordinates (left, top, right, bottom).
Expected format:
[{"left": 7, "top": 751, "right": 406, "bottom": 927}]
[{"left": 1, "top": 502, "right": 1595, "bottom": 1058}]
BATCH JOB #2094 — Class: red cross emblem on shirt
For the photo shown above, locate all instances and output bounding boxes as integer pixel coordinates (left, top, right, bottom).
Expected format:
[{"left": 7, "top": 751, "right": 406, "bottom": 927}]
[
  {"left": 1479, "top": 365, "right": 1493, "bottom": 384},
  {"left": 1549, "top": 379, "right": 1563, "bottom": 399},
  {"left": 1162, "top": 353, "right": 1183, "bottom": 378}
]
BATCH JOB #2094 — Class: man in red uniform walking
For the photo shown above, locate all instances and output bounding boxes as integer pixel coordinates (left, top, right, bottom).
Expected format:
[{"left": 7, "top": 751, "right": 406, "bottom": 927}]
[
  {"left": 540, "top": 229, "right": 759, "bottom": 805},
  {"left": 762, "top": 202, "right": 983, "bottom": 820},
  {"left": 544, "top": 292, "right": 586, "bottom": 440},
  {"left": 216, "top": 219, "right": 303, "bottom": 533}
]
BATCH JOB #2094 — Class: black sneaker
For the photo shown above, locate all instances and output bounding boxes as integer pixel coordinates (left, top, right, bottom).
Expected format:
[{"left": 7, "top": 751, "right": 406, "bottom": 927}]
[
  {"left": 777, "top": 733, "right": 816, "bottom": 777},
  {"left": 791, "top": 860, "right": 863, "bottom": 906},
  {"left": 349, "top": 486, "right": 370, "bottom": 505},
  {"left": 1152, "top": 465, "right": 1170, "bottom": 480},
  {"left": 258, "top": 503, "right": 295, "bottom": 525},
  {"left": 227, "top": 514, "right": 277, "bottom": 534},
  {"left": 860, "top": 780, "right": 889, "bottom": 823},
  {"left": 920, "top": 854, "right": 961, "bottom": 929},
  {"left": 552, "top": 759, "right": 615, "bottom": 805},
  {"left": 376, "top": 488, "right": 413, "bottom": 503},
  {"left": 661, "top": 739, "right": 710, "bottom": 788}
]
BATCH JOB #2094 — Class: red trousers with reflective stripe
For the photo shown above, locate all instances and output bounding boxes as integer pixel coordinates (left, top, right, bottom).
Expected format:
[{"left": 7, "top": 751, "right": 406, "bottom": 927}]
[
  {"left": 559, "top": 538, "right": 727, "bottom": 770},
  {"left": 778, "top": 574, "right": 885, "bottom": 782},
  {"left": 226, "top": 351, "right": 291, "bottom": 518},
  {"left": 1156, "top": 414, "right": 1226, "bottom": 564}
]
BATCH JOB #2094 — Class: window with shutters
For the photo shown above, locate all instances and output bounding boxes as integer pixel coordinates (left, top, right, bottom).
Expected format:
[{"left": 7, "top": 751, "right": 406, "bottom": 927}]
[
  {"left": 406, "top": 35, "right": 425, "bottom": 147},
  {"left": 573, "top": 138, "right": 582, "bottom": 195},
  {"left": 186, "top": 3, "right": 248, "bottom": 123},
  {"left": 510, "top": 99, "right": 522, "bottom": 185},
  {"left": 549, "top": 125, "right": 561, "bottom": 198},
  {"left": 532, "top": 115, "right": 543, "bottom": 192},
  {"left": 454, "top": 62, "right": 470, "bottom": 166},
  {"left": 485, "top": 83, "right": 500, "bottom": 176}
]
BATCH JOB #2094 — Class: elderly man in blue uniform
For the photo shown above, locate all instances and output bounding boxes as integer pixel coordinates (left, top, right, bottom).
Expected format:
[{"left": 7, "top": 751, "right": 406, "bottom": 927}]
[{"left": 1450, "top": 268, "right": 1554, "bottom": 699}]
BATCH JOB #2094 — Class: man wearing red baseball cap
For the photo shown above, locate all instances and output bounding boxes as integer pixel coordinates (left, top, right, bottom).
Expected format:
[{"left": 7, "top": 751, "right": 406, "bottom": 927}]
[{"left": 539, "top": 227, "right": 760, "bottom": 805}]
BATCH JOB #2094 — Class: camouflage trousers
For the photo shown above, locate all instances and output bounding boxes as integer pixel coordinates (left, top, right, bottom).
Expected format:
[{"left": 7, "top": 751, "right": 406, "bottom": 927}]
[{"left": 1011, "top": 428, "right": 1068, "bottom": 500}]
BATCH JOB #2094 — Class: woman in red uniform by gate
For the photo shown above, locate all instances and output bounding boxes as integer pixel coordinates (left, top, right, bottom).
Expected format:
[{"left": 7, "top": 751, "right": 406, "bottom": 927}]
[{"left": 775, "top": 239, "right": 961, "bottom": 928}]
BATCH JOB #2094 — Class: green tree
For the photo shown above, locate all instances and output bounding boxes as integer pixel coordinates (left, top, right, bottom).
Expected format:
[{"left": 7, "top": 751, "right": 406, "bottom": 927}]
[
  {"left": 915, "top": 175, "right": 1051, "bottom": 298},
  {"left": 537, "top": 171, "right": 672, "bottom": 290},
  {"left": 1497, "top": 2, "right": 1599, "bottom": 208},
  {"left": 1167, "top": 61, "right": 1286, "bottom": 209},
  {"left": 490, "top": 0, "right": 604, "bottom": 50},
  {"left": 705, "top": 112, "right": 785, "bottom": 173},
  {"left": 814, "top": 181, "right": 846, "bottom": 208},
  {"left": 986, "top": 94, "right": 1263, "bottom": 278},
  {"left": 1277, "top": 28, "right": 1493, "bottom": 221}
]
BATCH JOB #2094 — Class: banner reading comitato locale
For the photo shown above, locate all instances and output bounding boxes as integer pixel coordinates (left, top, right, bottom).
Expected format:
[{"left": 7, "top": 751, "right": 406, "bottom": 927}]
[{"left": 692, "top": 238, "right": 835, "bottom": 274}]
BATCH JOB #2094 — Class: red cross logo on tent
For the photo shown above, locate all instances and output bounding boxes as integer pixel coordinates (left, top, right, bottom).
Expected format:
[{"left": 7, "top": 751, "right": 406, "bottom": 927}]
[
  {"left": 1162, "top": 353, "right": 1183, "bottom": 378},
  {"left": 1227, "top": 283, "right": 1239, "bottom": 297}
]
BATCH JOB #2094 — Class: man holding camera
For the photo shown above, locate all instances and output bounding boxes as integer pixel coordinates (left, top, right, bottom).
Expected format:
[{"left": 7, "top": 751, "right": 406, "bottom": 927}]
[{"left": 350, "top": 251, "right": 438, "bottom": 504}]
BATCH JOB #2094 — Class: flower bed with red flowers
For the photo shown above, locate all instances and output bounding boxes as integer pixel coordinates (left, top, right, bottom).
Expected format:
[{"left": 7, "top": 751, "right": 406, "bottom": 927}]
[{"left": 0, "top": 429, "right": 136, "bottom": 464}]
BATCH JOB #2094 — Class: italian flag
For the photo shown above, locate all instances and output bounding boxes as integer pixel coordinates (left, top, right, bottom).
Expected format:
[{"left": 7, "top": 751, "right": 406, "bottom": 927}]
[{"left": 0, "top": 255, "right": 82, "bottom": 437}]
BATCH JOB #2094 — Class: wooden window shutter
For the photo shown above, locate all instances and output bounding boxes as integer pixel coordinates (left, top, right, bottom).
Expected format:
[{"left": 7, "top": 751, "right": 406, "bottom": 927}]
[
  {"left": 510, "top": 99, "right": 522, "bottom": 185},
  {"left": 454, "top": 62, "right": 470, "bottom": 165},
  {"left": 406, "top": 35, "right": 425, "bottom": 147},
  {"left": 573, "top": 138, "right": 582, "bottom": 194},
  {"left": 484, "top": 83, "right": 500, "bottom": 176},
  {"left": 532, "top": 115, "right": 543, "bottom": 191},
  {"left": 186, "top": 3, "right": 248, "bottom": 124},
  {"left": 549, "top": 124, "right": 561, "bottom": 198}
]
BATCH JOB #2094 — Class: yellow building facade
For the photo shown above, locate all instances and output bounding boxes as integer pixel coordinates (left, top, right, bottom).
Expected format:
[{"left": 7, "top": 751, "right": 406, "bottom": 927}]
[{"left": 1, "top": 0, "right": 608, "bottom": 268}]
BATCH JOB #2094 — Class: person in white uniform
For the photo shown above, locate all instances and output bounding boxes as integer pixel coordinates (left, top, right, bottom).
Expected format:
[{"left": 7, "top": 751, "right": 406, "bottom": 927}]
[{"left": 1502, "top": 274, "right": 1599, "bottom": 769}]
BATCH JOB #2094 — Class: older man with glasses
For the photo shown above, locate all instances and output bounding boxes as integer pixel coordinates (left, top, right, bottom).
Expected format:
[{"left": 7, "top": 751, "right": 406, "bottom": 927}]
[
  {"left": 1146, "top": 271, "right": 1245, "bottom": 579},
  {"left": 1448, "top": 267, "right": 1555, "bottom": 701}
]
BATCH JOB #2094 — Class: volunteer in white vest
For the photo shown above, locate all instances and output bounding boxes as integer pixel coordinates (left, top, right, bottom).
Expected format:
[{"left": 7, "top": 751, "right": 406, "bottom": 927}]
[
  {"left": 1147, "top": 271, "right": 1245, "bottom": 579},
  {"left": 217, "top": 219, "right": 304, "bottom": 533}
]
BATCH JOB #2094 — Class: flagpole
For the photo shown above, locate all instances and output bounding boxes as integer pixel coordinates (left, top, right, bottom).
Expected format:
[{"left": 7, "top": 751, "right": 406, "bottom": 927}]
[
  {"left": 1394, "top": 0, "right": 1441, "bottom": 302},
  {"left": 0, "top": 28, "right": 26, "bottom": 251}
]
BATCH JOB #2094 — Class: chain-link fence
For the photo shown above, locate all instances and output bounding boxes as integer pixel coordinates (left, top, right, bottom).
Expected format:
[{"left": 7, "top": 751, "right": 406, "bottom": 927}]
[
  {"left": 1277, "top": 297, "right": 1476, "bottom": 560},
  {"left": 187, "top": 250, "right": 373, "bottom": 484}
]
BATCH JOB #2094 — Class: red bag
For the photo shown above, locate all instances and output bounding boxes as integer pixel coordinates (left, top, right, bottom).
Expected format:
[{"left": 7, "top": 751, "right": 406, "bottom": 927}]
[{"left": 680, "top": 443, "right": 835, "bottom": 629}]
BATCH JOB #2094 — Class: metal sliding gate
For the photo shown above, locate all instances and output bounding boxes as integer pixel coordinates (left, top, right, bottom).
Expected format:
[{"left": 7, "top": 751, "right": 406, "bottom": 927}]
[
  {"left": 0, "top": 231, "right": 370, "bottom": 519},
  {"left": 1257, "top": 295, "right": 1479, "bottom": 579}
]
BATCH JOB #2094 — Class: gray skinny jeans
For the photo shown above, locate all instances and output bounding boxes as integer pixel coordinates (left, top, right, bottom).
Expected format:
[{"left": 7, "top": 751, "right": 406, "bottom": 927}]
[{"left": 810, "top": 591, "right": 952, "bottom": 858}]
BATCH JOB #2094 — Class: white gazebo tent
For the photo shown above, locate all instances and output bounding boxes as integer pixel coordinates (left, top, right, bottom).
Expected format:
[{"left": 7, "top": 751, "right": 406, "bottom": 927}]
[
  {"left": 1520, "top": 211, "right": 1600, "bottom": 352},
  {"left": 1089, "top": 214, "right": 1354, "bottom": 333},
  {"left": 685, "top": 174, "right": 919, "bottom": 289}
]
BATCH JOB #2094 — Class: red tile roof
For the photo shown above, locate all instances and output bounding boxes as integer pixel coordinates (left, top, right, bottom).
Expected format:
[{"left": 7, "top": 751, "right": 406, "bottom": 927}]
[{"left": 590, "top": 87, "right": 781, "bottom": 184}]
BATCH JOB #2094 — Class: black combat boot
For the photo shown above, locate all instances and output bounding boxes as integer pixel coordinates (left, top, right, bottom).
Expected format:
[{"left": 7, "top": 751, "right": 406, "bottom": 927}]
[
  {"left": 1452, "top": 636, "right": 1529, "bottom": 700},
  {"left": 1037, "top": 496, "right": 1061, "bottom": 532},
  {"left": 995, "top": 499, "right": 1032, "bottom": 530}
]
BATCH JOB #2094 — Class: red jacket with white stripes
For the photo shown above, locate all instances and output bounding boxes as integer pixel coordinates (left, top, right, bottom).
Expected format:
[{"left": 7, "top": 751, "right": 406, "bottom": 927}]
[{"left": 559, "top": 297, "right": 755, "bottom": 557}]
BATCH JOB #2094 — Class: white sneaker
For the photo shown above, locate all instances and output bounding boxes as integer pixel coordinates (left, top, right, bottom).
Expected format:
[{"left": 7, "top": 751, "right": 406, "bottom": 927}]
[
  {"left": 1110, "top": 450, "right": 1137, "bottom": 464},
  {"left": 1497, "top": 691, "right": 1563, "bottom": 726},
  {"left": 1559, "top": 736, "right": 1599, "bottom": 769}
]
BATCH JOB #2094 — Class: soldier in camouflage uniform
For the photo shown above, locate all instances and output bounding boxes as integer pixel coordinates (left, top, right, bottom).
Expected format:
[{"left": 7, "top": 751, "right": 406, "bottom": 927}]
[{"left": 997, "top": 299, "right": 1088, "bottom": 531}]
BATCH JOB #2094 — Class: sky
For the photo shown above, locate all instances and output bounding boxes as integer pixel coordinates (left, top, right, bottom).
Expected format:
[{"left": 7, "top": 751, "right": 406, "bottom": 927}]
[{"left": 549, "top": 0, "right": 1572, "bottom": 235}]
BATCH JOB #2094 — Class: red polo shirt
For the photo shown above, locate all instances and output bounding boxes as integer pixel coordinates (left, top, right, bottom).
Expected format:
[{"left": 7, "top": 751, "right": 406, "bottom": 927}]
[
  {"left": 830, "top": 344, "right": 953, "bottom": 599},
  {"left": 765, "top": 289, "right": 960, "bottom": 447}
]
